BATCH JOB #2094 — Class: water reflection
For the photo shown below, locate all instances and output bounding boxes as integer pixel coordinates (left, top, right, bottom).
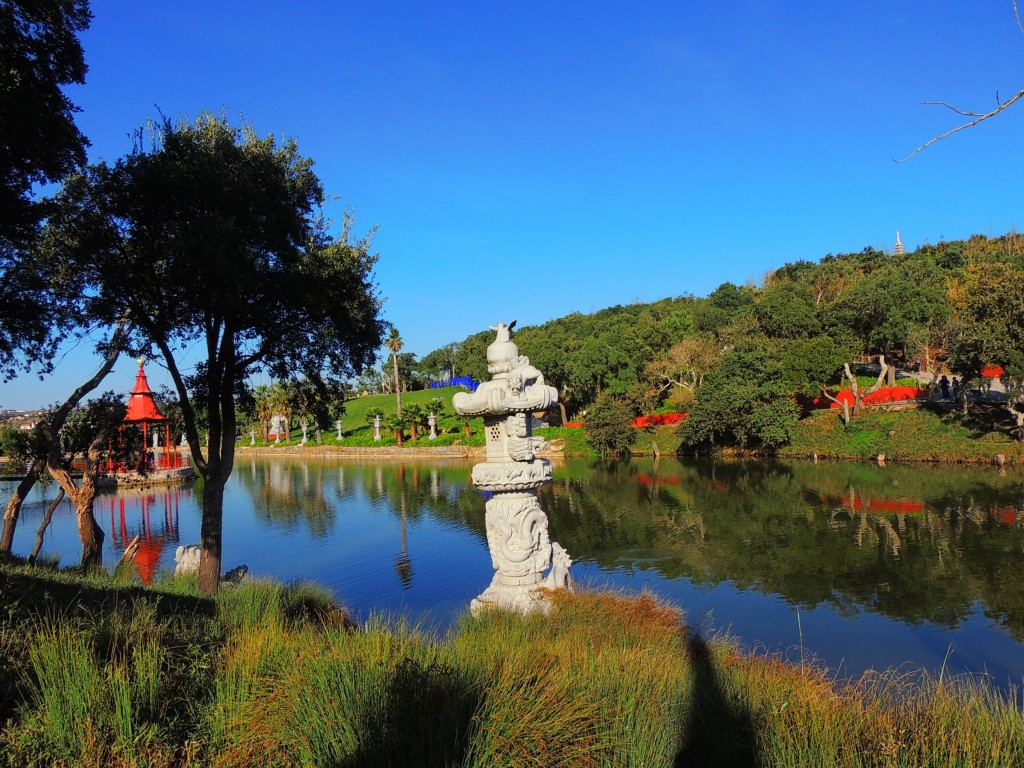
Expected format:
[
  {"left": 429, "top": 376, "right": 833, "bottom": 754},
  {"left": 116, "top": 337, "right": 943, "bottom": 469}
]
[
  {"left": 540, "top": 458, "right": 1024, "bottom": 641},
  {"left": 6, "top": 456, "right": 1024, "bottom": 684},
  {"left": 103, "top": 488, "right": 183, "bottom": 584}
]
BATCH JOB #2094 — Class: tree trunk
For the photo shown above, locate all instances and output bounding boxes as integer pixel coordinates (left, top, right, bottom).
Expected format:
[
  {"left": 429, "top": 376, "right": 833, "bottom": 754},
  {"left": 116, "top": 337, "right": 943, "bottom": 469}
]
[
  {"left": 2, "top": 316, "right": 129, "bottom": 558},
  {"left": 392, "top": 352, "right": 402, "bottom": 416},
  {"left": 820, "top": 386, "right": 851, "bottom": 427},
  {"left": 865, "top": 355, "right": 888, "bottom": 396},
  {"left": 76, "top": 501, "right": 105, "bottom": 568},
  {"left": 1007, "top": 405, "right": 1024, "bottom": 442},
  {"left": 395, "top": 429, "right": 404, "bottom": 447},
  {"left": 49, "top": 459, "right": 106, "bottom": 569},
  {"left": 29, "top": 487, "right": 65, "bottom": 564},
  {"left": 197, "top": 480, "right": 225, "bottom": 594},
  {"left": 0, "top": 458, "right": 43, "bottom": 556},
  {"left": 842, "top": 364, "right": 863, "bottom": 417}
]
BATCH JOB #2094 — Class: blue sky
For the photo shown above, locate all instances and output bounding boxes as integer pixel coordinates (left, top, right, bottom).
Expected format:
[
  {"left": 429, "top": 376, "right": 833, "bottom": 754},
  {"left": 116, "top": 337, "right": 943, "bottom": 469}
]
[{"left": 4, "top": 0, "right": 1023, "bottom": 409}]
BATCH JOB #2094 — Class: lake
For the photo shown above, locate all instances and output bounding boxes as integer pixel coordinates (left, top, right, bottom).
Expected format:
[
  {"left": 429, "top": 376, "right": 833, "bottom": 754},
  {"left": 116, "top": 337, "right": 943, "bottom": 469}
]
[{"left": 5, "top": 455, "right": 1024, "bottom": 690}]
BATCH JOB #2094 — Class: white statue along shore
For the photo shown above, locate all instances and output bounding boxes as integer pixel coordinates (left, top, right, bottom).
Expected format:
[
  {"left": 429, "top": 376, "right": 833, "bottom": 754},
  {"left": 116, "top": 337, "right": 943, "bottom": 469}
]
[{"left": 453, "top": 321, "right": 571, "bottom": 615}]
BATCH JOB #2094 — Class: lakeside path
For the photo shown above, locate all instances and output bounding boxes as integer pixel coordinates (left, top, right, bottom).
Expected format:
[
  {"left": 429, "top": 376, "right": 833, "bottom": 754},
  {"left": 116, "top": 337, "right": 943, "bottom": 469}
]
[{"left": 234, "top": 444, "right": 564, "bottom": 459}]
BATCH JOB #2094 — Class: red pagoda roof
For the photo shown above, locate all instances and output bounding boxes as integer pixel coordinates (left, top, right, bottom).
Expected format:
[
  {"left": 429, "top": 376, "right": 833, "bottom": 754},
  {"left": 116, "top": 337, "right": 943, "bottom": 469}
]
[{"left": 124, "top": 359, "right": 167, "bottom": 423}]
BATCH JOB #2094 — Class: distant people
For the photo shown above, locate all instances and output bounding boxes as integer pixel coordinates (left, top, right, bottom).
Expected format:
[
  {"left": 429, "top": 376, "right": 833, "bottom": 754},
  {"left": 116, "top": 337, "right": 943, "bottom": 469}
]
[
  {"left": 939, "top": 375, "right": 950, "bottom": 400},
  {"left": 952, "top": 376, "right": 960, "bottom": 400}
]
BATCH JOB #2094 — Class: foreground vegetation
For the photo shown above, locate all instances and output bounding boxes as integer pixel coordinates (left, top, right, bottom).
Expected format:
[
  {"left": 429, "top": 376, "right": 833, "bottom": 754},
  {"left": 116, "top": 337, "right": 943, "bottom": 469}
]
[{"left": 1, "top": 561, "right": 1021, "bottom": 767}]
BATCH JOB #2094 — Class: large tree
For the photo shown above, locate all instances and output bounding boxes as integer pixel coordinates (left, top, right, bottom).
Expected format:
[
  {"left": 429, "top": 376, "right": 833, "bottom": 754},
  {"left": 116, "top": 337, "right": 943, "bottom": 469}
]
[
  {"left": 44, "top": 114, "right": 384, "bottom": 592},
  {"left": 945, "top": 259, "right": 1024, "bottom": 427},
  {"left": 0, "top": 0, "right": 91, "bottom": 380}
]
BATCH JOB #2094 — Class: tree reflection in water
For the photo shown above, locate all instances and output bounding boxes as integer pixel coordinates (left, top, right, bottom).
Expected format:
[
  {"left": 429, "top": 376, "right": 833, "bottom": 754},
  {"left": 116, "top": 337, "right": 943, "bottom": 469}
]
[
  {"left": 539, "top": 457, "right": 1024, "bottom": 641},
  {"left": 15, "top": 455, "right": 1024, "bottom": 682}
]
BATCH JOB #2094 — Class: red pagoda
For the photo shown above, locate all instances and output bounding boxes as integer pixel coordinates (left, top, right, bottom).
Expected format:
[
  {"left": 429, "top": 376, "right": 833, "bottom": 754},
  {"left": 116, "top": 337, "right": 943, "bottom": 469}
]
[{"left": 104, "top": 359, "right": 192, "bottom": 483}]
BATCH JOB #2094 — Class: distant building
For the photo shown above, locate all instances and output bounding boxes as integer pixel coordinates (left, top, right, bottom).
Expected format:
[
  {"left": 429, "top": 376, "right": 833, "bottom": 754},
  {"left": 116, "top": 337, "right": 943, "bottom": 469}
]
[{"left": 894, "top": 231, "right": 905, "bottom": 256}]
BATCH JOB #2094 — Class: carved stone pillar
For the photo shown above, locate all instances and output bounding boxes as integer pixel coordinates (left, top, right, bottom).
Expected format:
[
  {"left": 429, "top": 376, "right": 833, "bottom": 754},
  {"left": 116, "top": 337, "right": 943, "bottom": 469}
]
[{"left": 454, "top": 321, "right": 571, "bottom": 614}]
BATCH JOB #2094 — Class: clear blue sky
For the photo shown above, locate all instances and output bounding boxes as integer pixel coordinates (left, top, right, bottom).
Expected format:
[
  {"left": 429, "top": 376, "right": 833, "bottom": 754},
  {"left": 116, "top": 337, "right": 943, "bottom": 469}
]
[{"left": 4, "top": 0, "right": 1023, "bottom": 409}]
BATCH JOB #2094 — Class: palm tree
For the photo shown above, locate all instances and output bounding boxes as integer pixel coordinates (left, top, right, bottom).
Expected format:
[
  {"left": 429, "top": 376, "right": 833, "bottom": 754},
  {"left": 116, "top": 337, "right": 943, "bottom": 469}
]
[
  {"left": 253, "top": 384, "right": 274, "bottom": 441},
  {"left": 386, "top": 328, "right": 403, "bottom": 416}
]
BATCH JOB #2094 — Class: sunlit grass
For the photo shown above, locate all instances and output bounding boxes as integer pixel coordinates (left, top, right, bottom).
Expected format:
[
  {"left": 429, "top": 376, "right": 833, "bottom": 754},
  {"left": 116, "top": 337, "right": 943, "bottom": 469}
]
[{"left": 1, "top": 559, "right": 1022, "bottom": 767}]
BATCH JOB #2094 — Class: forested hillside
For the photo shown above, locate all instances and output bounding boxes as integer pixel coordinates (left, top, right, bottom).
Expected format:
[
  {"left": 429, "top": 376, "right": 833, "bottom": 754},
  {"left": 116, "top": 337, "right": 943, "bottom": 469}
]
[{"left": 420, "top": 232, "right": 1024, "bottom": 451}]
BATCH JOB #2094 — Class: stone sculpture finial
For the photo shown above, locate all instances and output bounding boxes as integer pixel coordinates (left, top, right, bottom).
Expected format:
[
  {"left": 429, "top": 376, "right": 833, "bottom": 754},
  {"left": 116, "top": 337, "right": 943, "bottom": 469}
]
[
  {"left": 486, "top": 320, "right": 520, "bottom": 375},
  {"left": 488, "top": 319, "right": 517, "bottom": 340}
]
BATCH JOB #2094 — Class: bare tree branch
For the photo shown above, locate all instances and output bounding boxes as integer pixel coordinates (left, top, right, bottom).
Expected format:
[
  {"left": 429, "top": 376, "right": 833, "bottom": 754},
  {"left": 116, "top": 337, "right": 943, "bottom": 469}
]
[{"left": 896, "top": 88, "right": 1024, "bottom": 162}]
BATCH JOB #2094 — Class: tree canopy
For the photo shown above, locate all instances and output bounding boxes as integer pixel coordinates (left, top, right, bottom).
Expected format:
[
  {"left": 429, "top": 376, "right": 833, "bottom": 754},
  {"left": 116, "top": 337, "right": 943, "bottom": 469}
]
[
  {"left": 43, "top": 113, "right": 385, "bottom": 590},
  {"left": 0, "top": 0, "right": 91, "bottom": 379}
]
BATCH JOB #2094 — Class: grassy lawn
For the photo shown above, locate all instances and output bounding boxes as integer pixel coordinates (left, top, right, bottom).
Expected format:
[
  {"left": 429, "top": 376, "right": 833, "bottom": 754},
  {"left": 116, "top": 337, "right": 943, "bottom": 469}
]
[
  {"left": 248, "top": 386, "right": 484, "bottom": 447},
  {"left": 784, "top": 404, "right": 1024, "bottom": 463}
]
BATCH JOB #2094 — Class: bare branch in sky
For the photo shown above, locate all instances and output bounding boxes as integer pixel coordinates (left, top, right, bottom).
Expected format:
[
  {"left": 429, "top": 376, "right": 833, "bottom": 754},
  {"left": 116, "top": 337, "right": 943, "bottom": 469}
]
[
  {"left": 897, "top": 1, "right": 1023, "bottom": 162},
  {"left": 895, "top": 89, "right": 1024, "bottom": 162}
]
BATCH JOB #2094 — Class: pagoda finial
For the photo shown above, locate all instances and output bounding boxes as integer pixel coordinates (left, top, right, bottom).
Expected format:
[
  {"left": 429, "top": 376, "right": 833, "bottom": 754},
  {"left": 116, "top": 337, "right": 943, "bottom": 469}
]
[{"left": 894, "top": 231, "right": 905, "bottom": 256}]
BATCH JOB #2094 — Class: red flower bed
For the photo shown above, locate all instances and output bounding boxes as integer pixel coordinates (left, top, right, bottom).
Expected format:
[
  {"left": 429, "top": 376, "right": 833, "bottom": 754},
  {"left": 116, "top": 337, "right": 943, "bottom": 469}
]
[
  {"left": 982, "top": 365, "right": 1004, "bottom": 378},
  {"left": 564, "top": 421, "right": 583, "bottom": 428},
  {"left": 812, "top": 386, "right": 929, "bottom": 410},
  {"left": 632, "top": 412, "right": 687, "bottom": 428}
]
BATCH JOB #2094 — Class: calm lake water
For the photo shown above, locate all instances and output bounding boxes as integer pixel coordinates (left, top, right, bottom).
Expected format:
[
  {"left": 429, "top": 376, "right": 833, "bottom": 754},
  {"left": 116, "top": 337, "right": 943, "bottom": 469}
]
[{"left": 5, "top": 456, "right": 1024, "bottom": 689}]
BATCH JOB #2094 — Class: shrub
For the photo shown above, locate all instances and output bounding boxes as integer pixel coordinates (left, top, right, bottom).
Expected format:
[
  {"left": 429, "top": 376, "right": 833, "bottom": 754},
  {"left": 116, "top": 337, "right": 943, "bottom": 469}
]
[{"left": 583, "top": 393, "right": 638, "bottom": 455}]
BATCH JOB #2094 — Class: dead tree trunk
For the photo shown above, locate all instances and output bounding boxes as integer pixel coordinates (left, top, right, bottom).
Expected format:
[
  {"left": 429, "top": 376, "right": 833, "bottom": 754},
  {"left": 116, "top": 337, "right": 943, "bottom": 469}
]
[
  {"left": 47, "top": 440, "right": 108, "bottom": 569},
  {"left": 865, "top": 355, "right": 889, "bottom": 397},
  {"left": 0, "top": 457, "right": 44, "bottom": 556},
  {"left": 29, "top": 487, "right": 65, "bottom": 564},
  {"left": 842, "top": 363, "right": 863, "bottom": 417},
  {"left": 1007, "top": 403, "right": 1024, "bottom": 442},
  {"left": 820, "top": 386, "right": 851, "bottom": 427}
]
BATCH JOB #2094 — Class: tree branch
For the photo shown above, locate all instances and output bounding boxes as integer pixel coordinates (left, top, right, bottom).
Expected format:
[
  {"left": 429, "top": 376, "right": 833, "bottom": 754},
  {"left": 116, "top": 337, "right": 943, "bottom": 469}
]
[
  {"left": 154, "top": 335, "right": 207, "bottom": 475},
  {"left": 896, "top": 88, "right": 1024, "bottom": 162}
]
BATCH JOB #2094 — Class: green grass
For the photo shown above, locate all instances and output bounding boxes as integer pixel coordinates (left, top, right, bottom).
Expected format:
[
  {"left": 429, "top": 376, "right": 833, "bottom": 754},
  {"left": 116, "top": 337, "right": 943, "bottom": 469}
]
[
  {"left": 246, "top": 386, "right": 488, "bottom": 448},
  {"left": 242, "top": 386, "right": 607, "bottom": 455},
  {"left": 785, "top": 405, "right": 1024, "bottom": 463},
  {"left": 2, "top": 561, "right": 1022, "bottom": 766}
]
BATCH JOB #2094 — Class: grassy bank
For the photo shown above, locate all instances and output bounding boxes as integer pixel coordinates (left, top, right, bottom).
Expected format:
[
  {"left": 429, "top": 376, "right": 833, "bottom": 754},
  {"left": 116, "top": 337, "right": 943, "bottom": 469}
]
[
  {"left": 784, "top": 405, "right": 1024, "bottom": 463},
  {"left": 1, "top": 561, "right": 1021, "bottom": 767}
]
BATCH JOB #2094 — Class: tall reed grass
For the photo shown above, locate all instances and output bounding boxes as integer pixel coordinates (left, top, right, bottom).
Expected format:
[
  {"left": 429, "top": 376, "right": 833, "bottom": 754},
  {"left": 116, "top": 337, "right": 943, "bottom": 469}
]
[{"left": 2, "top": 560, "right": 1022, "bottom": 767}]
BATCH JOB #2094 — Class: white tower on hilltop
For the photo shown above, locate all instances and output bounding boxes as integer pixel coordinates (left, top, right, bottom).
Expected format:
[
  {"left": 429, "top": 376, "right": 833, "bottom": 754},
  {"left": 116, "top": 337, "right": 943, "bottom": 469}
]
[{"left": 894, "top": 231, "right": 905, "bottom": 256}]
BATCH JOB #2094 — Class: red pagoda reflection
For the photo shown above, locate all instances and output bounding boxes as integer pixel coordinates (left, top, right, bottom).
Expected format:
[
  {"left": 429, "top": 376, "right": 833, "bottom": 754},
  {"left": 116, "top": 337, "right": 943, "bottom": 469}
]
[{"left": 107, "top": 487, "right": 184, "bottom": 584}]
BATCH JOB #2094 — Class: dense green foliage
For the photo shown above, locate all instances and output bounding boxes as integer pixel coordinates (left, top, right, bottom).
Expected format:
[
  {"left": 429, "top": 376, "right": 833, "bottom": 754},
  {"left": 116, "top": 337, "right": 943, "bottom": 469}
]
[
  {"left": 0, "top": 0, "right": 91, "bottom": 380},
  {"left": 583, "top": 392, "right": 638, "bottom": 455},
  {"left": 449, "top": 298, "right": 696, "bottom": 415},
  {"left": 423, "top": 232, "right": 1024, "bottom": 454},
  {"left": 679, "top": 340, "right": 799, "bottom": 451}
]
